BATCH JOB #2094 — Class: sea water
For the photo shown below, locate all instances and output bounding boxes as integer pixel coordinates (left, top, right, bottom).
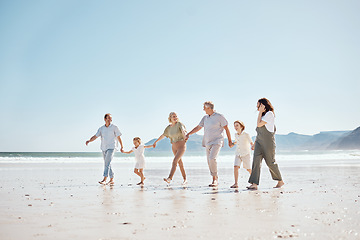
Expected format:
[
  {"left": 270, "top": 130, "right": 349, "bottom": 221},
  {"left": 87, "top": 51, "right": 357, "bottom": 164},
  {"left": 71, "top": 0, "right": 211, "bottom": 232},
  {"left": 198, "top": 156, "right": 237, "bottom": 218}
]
[{"left": 0, "top": 150, "right": 359, "bottom": 168}]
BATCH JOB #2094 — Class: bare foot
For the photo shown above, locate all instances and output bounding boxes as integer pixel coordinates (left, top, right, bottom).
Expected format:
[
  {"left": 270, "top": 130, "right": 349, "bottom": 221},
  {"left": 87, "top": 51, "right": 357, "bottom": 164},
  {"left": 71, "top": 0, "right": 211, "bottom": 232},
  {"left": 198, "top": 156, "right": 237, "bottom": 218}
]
[
  {"left": 137, "top": 182, "right": 144, "bottom": 186},
  {"left": 274, "top": 181, "right": 284, "bottom": 188},
  {"left": 163, "top": 178, "right": 171, "bottom": 184},
  {"left": 230, "top": 184, "right": 238, "bottom": 188},
  {"left": 98, "top": 180, "right": 106, "bottom": 185},
  {"left": 107, "top": 181, "right": 114, "bottom": 186},
  {"left": 246, "top": 183, "right": 258, "bottom": 190},
  {"left": 182, "top": 179, "right": 187, "bottom": 185},
  {"left": 209, "top": 180, "right": 218, "bottom": 187}
]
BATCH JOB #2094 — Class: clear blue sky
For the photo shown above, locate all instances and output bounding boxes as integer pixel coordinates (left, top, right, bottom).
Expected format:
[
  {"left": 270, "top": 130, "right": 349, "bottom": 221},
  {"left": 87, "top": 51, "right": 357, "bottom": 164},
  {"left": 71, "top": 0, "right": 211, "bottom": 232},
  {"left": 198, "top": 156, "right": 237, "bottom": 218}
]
[{"left": 0, "top": 1, "right": 359, "bottom": 152}]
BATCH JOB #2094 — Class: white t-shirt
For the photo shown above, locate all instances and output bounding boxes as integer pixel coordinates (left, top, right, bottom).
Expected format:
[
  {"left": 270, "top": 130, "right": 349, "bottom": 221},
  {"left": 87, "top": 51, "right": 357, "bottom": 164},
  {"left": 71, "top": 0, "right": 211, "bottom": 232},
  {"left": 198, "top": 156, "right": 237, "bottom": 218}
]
[
  {"left": 132, "top": 144, "right": 145, "bottom": 163},
  {"left": 261, "top": 111, "right": 275, "bottom": 132},
  {"left": 235, "top": 132, "right": 252, "bottom": 156},
  {"left": 95, "top": 124, "right": 122, "bottom": 151}
]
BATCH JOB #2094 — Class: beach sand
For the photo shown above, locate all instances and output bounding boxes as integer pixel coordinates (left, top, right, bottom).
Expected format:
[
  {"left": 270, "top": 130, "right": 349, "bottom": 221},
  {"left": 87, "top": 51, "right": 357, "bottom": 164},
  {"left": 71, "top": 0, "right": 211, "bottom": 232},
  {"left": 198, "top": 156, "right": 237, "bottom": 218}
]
[{"left": 0, "top": 159, "right": 359, "bottom": 240}]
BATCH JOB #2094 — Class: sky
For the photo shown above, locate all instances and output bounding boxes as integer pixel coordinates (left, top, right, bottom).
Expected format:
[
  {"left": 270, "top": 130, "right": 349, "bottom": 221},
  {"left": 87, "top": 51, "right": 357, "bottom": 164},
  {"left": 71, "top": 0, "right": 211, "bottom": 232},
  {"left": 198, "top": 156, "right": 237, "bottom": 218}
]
[{"left": 0, "top": 0, "right": 359, "bottom": 152}]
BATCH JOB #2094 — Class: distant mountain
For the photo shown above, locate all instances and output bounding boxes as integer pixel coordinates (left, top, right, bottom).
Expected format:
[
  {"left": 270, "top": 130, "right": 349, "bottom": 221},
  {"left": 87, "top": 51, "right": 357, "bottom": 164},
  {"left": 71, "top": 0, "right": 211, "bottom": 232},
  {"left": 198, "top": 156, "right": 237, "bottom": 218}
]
[
  {"left": 301, "top": 131, "right": 349, "bottom": 150},
  {"left": 275, "top": 132, "right": 312, "bottom": 150},
  {"left": 145, "top": 127, "right": 359, "bottom": 152},
  {"left": 145, "top": 134, "right": 235, "bottom": 153},
  {"left": 327, "top": 127, "right": 360, "bottom": 150},
  {"left": 275, "top": 131, "right": 349, "bottom": 150}
]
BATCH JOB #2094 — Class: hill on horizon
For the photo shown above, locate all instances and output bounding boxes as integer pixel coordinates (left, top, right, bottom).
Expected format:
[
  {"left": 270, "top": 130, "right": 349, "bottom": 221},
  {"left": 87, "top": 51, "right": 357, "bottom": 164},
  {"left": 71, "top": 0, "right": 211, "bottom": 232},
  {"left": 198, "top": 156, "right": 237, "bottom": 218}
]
[
  {"left": 328, "top": 127, "right": 360, "bottom": 150},
  {"left": 145, "top": 127, "right": 360, "bottom": 152}
]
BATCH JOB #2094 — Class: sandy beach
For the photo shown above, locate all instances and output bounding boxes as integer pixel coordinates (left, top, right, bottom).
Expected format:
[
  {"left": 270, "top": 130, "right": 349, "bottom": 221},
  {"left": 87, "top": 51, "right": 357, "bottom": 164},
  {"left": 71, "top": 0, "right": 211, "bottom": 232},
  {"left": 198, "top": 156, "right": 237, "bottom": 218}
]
[{"left": 0, "top": 154, "right": 359, "bottom": 240}]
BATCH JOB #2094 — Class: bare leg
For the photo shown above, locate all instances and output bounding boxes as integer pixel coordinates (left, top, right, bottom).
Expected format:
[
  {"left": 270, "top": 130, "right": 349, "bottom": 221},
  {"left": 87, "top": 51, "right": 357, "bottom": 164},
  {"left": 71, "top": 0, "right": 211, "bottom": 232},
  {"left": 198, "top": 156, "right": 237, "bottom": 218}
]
[
  {"left": 134, "top": 169, "right": 144, "bottom": 185},
  {"left": 231, "top": 166, "right": 239, "bottom": 188},
  {"left": 139, "top": 169, "right": 145, "bottom": 184},
  {"left": 134, "top": 168, "right": 140, "bottom": 177}
]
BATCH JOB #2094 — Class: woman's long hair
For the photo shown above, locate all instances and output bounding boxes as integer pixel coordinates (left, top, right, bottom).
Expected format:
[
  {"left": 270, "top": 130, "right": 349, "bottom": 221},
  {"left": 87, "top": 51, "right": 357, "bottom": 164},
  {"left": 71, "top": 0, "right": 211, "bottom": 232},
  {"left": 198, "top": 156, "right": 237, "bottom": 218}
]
[{"left": 258, "top": 98, "right": 275, "bottom": 117}]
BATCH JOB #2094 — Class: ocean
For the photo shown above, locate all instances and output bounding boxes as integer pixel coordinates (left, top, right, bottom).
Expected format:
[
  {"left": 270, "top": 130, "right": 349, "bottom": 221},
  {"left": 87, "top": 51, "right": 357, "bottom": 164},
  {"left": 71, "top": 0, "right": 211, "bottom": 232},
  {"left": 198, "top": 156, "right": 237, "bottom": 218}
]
[{"left": 1, "top": 150, "right": 359, "bottom": 168}]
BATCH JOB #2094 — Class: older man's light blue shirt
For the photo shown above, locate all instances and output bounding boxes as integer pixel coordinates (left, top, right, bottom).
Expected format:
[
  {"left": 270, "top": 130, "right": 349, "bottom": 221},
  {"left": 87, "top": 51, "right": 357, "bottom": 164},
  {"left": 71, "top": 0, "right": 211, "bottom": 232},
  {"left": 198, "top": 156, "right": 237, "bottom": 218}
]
[{"left": 199, "top": 112, "right": 228, "bottom": 147}]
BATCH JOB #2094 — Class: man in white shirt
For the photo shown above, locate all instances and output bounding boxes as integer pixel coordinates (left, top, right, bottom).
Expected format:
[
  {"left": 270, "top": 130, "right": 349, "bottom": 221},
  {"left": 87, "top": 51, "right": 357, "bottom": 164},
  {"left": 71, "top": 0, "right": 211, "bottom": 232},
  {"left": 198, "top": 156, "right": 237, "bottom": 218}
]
[
  {"left": 86, "top": 113, "right": 123, "bottom": 185},
  {"left": 186, "top": 101, "right": 232, "bottom": 187}
]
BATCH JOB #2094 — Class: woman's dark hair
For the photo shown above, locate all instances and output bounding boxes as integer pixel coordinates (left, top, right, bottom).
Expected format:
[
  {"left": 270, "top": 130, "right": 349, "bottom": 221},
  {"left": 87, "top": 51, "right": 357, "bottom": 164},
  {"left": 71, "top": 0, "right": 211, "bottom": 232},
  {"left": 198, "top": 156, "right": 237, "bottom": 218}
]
[{"left": 258, "top": 98, "right": 274, "bottom": 117}]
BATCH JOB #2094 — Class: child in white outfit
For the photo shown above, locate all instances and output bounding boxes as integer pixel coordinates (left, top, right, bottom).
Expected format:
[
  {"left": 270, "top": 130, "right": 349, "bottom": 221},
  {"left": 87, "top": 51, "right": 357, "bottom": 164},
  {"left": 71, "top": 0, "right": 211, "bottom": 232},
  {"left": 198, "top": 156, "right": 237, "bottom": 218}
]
[
  {"left": 230, "top": 121, "right": 254, "bottom": 188},
  {"left": 122, "top": 137, "right": 154, "bottom": 186}
]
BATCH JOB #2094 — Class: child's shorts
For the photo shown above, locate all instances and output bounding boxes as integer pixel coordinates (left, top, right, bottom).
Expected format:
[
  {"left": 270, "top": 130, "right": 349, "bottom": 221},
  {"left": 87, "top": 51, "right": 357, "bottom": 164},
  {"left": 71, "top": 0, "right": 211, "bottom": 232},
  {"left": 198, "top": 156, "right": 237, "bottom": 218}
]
[{"left": 234, "top": 154, "right": 251, "bottom": 169}]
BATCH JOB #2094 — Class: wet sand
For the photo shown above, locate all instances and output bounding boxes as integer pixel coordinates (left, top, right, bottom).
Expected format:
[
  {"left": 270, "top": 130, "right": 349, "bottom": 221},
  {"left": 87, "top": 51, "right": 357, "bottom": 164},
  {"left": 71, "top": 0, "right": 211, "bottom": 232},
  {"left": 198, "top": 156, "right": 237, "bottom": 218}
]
[{"left": 0, "top": 160, "right": 359, "bottom": 239}]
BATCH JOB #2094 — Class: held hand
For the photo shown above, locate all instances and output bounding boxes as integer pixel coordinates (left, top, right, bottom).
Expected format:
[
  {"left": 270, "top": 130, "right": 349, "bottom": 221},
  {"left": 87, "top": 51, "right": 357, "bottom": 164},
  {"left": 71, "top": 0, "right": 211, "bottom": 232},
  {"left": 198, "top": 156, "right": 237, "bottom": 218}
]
[
  {"left": 153, "top": 142, "right": 157, "bottom": 148},
  {"left": 86, "top": 140, "right": 90, "bottom": 146},
  {"left": 228, "top": 141, "right": 233, "bottom": 148},
  {"left": 185, "top": 134, "right": 190, "bottom": 141},
  {"left": 120, "top": 149, "right": 124, "bottom": 153},
  {"left": 251, "top": 145, "right": 255, "bottom": 150}
]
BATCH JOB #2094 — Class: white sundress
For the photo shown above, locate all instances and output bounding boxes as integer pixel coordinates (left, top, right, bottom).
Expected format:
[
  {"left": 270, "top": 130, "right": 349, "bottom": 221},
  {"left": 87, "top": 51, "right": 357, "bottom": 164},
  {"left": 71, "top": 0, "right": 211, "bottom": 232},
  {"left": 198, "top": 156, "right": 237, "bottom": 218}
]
[{"left": 132, "top": 144, "right": 145, "bottom": 169}]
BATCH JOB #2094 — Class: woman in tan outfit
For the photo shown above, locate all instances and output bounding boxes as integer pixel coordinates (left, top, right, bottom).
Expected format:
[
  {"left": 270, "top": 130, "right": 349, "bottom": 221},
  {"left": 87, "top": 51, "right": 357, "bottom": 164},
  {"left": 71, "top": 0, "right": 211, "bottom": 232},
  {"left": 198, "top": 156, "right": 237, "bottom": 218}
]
[{"left": 153, "top": 112, "right": 187, "bottom": 185}]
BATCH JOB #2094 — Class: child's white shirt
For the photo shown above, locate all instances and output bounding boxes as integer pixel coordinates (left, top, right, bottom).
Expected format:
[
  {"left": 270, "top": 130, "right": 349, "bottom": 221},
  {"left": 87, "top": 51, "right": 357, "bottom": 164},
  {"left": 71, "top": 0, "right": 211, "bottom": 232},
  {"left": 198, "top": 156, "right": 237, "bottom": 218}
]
[
  {"left": 235, "top": 132, "right": 252, "bottom": 157},
  {"left": 132, "top": 144, "right": 145, "bottom": 162}
]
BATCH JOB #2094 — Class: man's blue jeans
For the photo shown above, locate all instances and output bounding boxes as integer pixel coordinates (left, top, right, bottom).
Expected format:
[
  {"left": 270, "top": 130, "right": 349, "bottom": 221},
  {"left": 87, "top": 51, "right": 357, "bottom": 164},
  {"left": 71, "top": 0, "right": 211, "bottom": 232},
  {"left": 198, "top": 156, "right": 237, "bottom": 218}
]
[{"left": 102, "top": 149, "right": 115, "bottom": 178}]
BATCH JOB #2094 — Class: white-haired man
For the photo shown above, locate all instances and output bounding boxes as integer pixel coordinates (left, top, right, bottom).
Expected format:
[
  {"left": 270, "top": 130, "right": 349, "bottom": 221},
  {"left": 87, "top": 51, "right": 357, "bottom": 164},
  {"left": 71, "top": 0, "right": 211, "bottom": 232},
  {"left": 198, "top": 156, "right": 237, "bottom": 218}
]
[{"left": 186, "top": 102, "right": 232, "bottom": 187}]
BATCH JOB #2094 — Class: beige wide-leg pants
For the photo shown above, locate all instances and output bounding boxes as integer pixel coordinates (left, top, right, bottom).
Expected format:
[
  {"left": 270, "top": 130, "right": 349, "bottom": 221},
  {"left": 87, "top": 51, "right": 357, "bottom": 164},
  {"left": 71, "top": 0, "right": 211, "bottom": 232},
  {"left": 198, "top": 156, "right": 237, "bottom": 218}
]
[
  {"left": 206, "top": 143, "right": 222, "bottom": 177},
  {"left": 168, "top": 140, "right": 187, "bottom": 180}
]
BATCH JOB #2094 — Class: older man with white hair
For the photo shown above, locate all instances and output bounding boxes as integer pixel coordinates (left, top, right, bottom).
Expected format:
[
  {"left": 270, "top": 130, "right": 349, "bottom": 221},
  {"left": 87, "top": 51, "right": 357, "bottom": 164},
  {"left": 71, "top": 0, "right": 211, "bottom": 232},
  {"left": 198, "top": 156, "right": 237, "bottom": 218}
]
[{"left": 186, "top": 101, "right": 232, "bottom": 187}]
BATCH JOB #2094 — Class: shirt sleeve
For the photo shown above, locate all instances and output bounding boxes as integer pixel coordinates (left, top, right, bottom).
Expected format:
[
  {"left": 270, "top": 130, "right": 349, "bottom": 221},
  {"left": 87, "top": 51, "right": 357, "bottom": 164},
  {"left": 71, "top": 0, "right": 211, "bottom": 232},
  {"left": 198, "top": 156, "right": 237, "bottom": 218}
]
[
  {"left": 95, "top": 127, "right": 102, "bottom": 137},
  {"left": 262, "top": 111, "right": 274, "bottom": 123},
  {"left": 114, "top": 126, "right": 122, "bottom": 137},
  {"left": 198, "top": 116, "right": 205, "bottom": 127},
  {"left": 219, "top": 115, "right": 228, "bottom": 127},
  {"left": 179, "top": 122, "right": 187, "bottom": 133},
  {"left": 163, "top": 126, "right": 169, "bottom": 138},
  {"left": 246, "top": 133, "right": 252, "bottom": 143}
]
